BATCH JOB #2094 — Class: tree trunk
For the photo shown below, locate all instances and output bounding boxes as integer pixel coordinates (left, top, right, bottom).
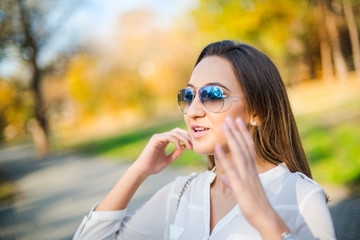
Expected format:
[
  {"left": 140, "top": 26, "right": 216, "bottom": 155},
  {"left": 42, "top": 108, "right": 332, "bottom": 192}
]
[
  {"left": 30, "top": 66, "right": 51, "bottom": 156},
  {"left": 324, "top": 1, "right": 348, "bottom": 82},
  {"left": 320, "top": 36, "right": 334, "bottom": 82},
  {"left": 19, "top": 0, "right": 51, "bottom": 156},
  {"left": 343, "top": 1, "right": 360, "bottom": 78},
  {"left": 313, "top": 0, "right": 334, "bottom": 82}
]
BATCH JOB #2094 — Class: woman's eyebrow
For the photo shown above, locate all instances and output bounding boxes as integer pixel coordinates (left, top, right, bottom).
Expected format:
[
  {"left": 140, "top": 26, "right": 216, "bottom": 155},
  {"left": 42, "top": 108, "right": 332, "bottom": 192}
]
[
  {"left": 186, "top": 82, "right": 232, "bottom": 92},
  {"left": 187, "top": 83, "right": 196, "bottom": 88}
]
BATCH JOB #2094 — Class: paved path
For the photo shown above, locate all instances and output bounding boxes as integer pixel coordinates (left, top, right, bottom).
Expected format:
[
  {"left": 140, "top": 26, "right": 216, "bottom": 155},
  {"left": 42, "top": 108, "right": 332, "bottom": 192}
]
[
  {"left": 0, "top": 144, "right": 359, "bottom": 240},
  {"left": 0, "top": 144, "right": 197, "bottom": 240}
]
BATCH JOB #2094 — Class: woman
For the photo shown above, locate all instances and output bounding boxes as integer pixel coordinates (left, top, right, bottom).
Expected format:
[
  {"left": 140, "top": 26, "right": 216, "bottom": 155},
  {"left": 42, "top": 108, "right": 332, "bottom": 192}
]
[{"left": 74, "top": 40, "right": 336, "bottom": 240}]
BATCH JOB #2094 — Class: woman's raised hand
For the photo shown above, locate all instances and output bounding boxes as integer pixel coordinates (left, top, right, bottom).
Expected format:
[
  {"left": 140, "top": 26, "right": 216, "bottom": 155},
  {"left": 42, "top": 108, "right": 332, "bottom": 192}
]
[
  {"left": 214, "top": 116, "right": 289, "bottom": 239},
  {"left": 133, "top": 128, "right": 193, "bottom": 177},
  {"left": 96, "top": 128, "right": 192, "bottom": 212}
]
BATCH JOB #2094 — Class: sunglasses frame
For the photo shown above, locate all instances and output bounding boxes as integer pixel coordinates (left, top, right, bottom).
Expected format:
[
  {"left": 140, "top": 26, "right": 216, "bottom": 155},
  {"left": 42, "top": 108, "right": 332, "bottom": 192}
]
[{"left": 177, "top": 85, "right": 245, "bottom": 114}]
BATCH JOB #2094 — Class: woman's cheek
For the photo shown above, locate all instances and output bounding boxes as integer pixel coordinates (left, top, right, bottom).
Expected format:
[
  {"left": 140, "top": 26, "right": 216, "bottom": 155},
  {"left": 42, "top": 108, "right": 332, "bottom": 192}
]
[{"left": 214, "top": 128, "right": 228, "bottom": 148}]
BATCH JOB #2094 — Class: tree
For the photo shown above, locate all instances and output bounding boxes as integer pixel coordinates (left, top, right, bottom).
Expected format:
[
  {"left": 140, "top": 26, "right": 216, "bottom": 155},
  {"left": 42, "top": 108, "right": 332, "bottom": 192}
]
[
  {"left": 312, "top": 0, "right": 349, "bottom": 82},
  {"left": 326, "top": 0, "right": 348, "bottom": 82},
  {"left": 0, "top": 0, "right": 79, "bottom": 155},
  {"left": 312, "top": 0, "right": 335, "bottom": 82},
  {"left": 342, "top": 0, "right": 360, "bottom": 78},
  {"left": 191, "top": 0, "right": 319, "bottom": 84}
]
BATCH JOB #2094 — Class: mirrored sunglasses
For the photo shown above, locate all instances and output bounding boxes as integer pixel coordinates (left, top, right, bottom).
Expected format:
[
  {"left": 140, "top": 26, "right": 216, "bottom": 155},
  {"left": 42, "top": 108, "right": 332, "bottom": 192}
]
[{"left": 177, "top": 85, "right": 244, "bottom": 114}]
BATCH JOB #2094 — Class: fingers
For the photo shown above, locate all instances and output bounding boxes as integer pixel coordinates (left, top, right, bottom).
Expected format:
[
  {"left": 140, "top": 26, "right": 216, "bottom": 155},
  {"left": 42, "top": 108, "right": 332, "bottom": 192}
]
[
  {"left": 167, "top": 135, "right": 184, "bottom": 150},
  {"left": 221, "top": 120, "right": 247, "bottom": 173},
  {"left": 235, "top": 118, "right": 256, "bottom": 160},
  {"left": 225, "top": 117, "right": 253, "bottom": 164},
  {"left": 162, "top": 128, "right": 192, "bottom": 163},
  {"left": 168, "top": 146, "right": 186, "bottom": 162},
  {"left": 218, "top": 116, "right": 257, "bottom": 176},
  {"left": 152, "top": 128, "right": 192, "bottom": 150},
  {"left": 170, "top": 128, "right": 193, "bottom": 150},
  {"left": 215, "top": 143, "right": 241, "bottom": 190}
]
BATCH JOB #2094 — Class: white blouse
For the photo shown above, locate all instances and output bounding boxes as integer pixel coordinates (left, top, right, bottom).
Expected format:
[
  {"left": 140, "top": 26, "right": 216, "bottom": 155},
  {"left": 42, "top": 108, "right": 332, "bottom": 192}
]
[{"left": 73, "top": 165, "right": 336, "bottom": 240}]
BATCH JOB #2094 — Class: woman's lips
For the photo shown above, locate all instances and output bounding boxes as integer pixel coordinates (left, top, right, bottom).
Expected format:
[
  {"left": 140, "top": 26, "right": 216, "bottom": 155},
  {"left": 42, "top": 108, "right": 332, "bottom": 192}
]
[{"left": 191, "top": 127, "right": 210, "bottom": 139}]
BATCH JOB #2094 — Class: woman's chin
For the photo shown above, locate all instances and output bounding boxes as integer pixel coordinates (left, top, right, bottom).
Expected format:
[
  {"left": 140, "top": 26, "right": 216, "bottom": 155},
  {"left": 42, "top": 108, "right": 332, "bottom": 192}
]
[{"left": 192, "top": 145, "right": 214, "bottom": 156}]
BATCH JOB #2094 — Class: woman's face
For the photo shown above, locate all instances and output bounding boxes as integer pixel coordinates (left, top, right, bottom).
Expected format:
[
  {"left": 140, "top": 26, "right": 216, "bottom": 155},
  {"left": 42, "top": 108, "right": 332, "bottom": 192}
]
[{"left": 184, "top": 56, "right": 248, "bottom": 155}]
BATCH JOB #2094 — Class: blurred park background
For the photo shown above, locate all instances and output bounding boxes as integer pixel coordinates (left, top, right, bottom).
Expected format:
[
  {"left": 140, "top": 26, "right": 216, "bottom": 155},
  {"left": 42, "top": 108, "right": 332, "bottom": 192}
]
[{"left": 0, "top": 0, "right": 359, "bottom": 239}]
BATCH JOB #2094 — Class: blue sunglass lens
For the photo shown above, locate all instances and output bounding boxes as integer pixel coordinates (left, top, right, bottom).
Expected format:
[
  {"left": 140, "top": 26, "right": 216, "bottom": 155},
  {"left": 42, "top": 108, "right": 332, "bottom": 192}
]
[
  {"left": 177, "top": 88, "right": 194, "bottom": 113},
  {"left": 199, "top": 86, "right": 225, "bottom": 112},
  {"left": 184, "top": 89, "right": 193, "bottom": 102},
  {"left": 177, "top": 86, "right": 225, "bottom": 113},
  {"left": 200, "top": 86, "right": 223, "bottom": 100},
  {"left": 177, "top": 88, "right": 193, "bottom": 102}
]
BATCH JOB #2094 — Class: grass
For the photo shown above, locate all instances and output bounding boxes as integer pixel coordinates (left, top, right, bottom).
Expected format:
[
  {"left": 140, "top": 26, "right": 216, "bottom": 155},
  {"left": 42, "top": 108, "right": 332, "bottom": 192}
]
[
  {"left": 66, "top": 92, "right": 360, "bottom": 187},
  {"left": 297, "top": 97, "right": 360, "bottom": 187}
]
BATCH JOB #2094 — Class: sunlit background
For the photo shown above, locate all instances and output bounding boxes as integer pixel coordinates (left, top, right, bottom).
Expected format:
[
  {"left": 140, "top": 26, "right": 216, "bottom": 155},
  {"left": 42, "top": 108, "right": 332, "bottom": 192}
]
[{"left": 0, "top": 0, "right": 360, "bottom": 238}]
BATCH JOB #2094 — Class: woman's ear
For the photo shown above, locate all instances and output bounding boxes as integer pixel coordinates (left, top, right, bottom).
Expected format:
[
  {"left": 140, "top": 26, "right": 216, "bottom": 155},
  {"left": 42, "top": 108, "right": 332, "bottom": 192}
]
[{"left": 250, "top": 114, "right": 260, "bottom": 126}]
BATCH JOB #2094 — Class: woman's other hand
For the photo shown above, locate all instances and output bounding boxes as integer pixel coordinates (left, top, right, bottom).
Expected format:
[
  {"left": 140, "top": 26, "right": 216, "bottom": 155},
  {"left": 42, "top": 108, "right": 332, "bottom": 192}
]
[
  {"left": 96, "top": 128, "right": 192, "bottom": 212},
  {"left": 215, "top": 116, "right": 289, "bottom": 239},
  {"left": 133, "top": 128, "right": 193, "bottom": 177}
]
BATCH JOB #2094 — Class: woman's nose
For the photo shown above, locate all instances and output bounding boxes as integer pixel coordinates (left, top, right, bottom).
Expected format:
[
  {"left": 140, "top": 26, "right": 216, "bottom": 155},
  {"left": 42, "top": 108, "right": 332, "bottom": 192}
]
[{"left": 185, "top": 94, "right": 206, "bottom": 118}]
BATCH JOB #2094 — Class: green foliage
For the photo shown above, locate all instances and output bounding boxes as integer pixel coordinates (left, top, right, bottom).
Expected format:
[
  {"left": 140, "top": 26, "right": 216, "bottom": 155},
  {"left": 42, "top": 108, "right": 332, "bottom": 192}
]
[{"left": 298, "top": 97, "right": 360, "bottom": 186}]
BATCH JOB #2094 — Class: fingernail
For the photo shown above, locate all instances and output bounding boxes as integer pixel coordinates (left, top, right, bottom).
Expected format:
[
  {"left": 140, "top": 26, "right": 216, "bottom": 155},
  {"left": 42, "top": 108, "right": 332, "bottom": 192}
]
[{"left": 236, "top": 117, "right": 244, "bottom": 126}]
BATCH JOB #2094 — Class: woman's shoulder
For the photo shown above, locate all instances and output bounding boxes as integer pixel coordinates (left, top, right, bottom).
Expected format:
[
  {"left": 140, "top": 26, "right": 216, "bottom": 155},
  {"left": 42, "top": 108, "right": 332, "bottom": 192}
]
[
  {"left": 273, "top": 166, "right": 326, "bottom": 205},
  {"left": 286, "top": 169, "right": 323, "bottom": 194},
  {"left": 271, "top": 164, "right": 322, "bottom": 190}
]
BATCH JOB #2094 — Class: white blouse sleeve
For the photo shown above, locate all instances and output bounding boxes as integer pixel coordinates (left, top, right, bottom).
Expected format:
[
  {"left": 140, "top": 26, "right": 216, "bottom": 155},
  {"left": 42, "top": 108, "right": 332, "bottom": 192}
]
[
  {"left": 285, "top": 171, "right": 336, "bottom": 240},
  {"left": 73, "top": 179, "right": 179, "bottom": 240},
  {"left": 295, "top": 187, "right": 336, "bottom": 240},
  {"left": 73, "top": 204, "right": 127, "bottom": 240}
]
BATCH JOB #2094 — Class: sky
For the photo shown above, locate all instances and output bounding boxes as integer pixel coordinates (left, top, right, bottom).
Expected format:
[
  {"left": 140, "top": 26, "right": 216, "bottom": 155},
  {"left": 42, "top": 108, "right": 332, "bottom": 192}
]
[
  {"left": 0, "top": 0, "right": 197, "bottom": 79},
  {"left": 67, "top": 0, "right": 196, "bottom": 45}
]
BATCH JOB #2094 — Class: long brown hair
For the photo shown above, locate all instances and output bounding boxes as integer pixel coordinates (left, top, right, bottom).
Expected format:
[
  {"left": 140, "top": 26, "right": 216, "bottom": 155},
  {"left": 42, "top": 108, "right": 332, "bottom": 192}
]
[{"left": 196, "top": 40, "right": 312, "bottom": 179}]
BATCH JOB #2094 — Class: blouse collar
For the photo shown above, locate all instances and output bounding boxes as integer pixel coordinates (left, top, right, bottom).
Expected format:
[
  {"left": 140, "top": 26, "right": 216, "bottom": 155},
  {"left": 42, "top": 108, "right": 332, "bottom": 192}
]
[{"left": 207, "top": 164, "right": 288, "bottom": 185}]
